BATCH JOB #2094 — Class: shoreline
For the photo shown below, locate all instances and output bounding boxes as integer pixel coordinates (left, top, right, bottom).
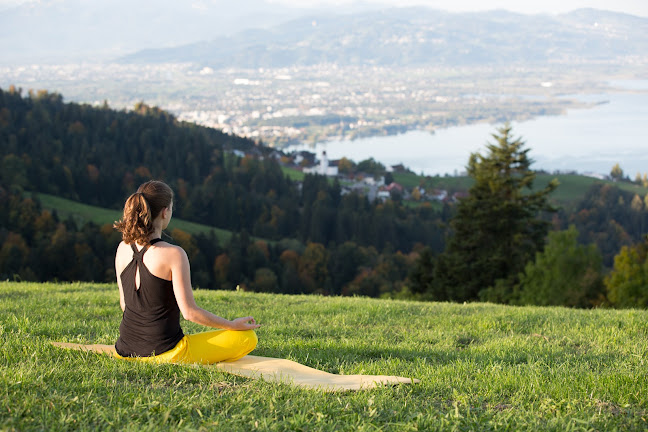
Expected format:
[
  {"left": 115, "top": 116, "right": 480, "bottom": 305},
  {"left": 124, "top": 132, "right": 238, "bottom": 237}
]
[{"left": 282, "top": 91, "right": 648, "bottom": 178}]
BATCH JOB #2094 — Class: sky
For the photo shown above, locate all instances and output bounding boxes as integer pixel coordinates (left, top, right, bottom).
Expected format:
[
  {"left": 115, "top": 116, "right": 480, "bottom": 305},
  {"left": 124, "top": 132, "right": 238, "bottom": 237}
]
[
  {"left": 0, "top": 0, "right": 646, "bottom": 17},
  {"left": 270, "top": 0, "right": 648, "bottom": 17}
]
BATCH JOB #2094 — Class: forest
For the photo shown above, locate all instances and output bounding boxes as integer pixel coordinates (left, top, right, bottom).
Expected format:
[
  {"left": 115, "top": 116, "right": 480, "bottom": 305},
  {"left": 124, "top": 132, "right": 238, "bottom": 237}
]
[{"left": 1, "top": 86, "right": 647, "bottom": 307}]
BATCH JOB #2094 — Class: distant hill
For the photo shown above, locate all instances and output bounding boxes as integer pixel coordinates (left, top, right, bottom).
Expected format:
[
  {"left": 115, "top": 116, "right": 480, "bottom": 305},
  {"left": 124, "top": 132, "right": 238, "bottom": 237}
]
[
  {"left": 0, "top": 0, "right": 399, "bottom": 64},
  {"left": 0, "top": 0, "right": 305, "bottom": 63},
  {"left": 118, "top": 8, "right": 648, "bottom": 68}
]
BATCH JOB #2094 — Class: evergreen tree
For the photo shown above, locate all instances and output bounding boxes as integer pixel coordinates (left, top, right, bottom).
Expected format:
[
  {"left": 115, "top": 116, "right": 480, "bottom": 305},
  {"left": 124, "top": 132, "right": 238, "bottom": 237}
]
[
  {"left": 433, "top": 124, "right": 557, "bottom": 303},
  {"left": 569, "top": 183, "right": 639, "bottom": 266},
  {"left": 407, "top": 247, "right": 437, "bottom": 296}
]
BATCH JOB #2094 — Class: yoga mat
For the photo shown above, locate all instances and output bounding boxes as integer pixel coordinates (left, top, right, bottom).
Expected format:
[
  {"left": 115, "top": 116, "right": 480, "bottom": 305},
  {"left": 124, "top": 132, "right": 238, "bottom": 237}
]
[{"left": 51, "top": 342, "right": 420, "bottom": 391}]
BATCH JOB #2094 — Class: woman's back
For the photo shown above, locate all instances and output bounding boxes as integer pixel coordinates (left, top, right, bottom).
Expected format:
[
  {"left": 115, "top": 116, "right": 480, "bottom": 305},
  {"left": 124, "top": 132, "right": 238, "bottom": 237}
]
[
  {"left": 114, "top": 239, "right": 184, "bottom": 357},
  {"left": 114, "top": 240, "right": 175, "bottom": 283}
]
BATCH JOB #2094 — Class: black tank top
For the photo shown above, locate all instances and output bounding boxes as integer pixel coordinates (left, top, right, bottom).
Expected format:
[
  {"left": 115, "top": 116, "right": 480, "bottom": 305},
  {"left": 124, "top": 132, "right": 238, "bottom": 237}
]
[{"left": 115, "top": 239, "right": 184, "bottom": 357}]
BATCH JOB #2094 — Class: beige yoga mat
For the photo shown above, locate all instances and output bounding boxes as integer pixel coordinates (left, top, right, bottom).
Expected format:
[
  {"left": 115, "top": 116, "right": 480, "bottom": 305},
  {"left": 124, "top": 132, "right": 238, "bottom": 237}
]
[{"left": 51, "top": 342, "right": 420, "bottom": 391}]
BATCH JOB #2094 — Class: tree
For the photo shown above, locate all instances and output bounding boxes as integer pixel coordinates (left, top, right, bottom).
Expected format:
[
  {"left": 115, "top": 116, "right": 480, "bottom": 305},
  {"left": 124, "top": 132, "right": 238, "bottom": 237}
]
[
  {"left": 610, "top": 163, "right": 624, "bottom": 181},
  {"left": 357, "top": 158, "right": 385, "bottom": 176},
  {"left": 253, "top": 267, "right": 278, "bottom": 292},
  {"left": 337, "top": 157, "right": 354, "bottom": 174},
  {"left": 605, "top": 238, "right": 648, "bottom": 308},
  {"left": 569, "top": 183, "right": 639, "bottom": 267},
  {"left": 213, "top": 253, "right": 231, "bottom": 288},
  {"left": 411, "top": 187, "right": 421, "bottom": 201},
  {"left": 631, "top": 194, "right": 645, "bottom": 235},
  {"left": 518, "top": 226, "right": 604, "bottom": 308},
  {"left": 433, "top": 124, "right": 557, "bottom": 303},
  {"left": 408, "top": 247, "right": 437, "bottom": 296},
  {"left": 328, "top": 241, "right": 365, "bottom": 295},
  {"left": 1, "top": 154, "right": 28, "bottom": 188},
  {"left": 298, "top": 242, "right": 329, "bottom": 294}
]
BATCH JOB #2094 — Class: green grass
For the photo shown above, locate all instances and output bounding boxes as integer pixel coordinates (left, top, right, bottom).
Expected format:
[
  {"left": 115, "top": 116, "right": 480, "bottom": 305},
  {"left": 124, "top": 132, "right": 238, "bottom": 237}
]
[
  {"left": 2, "top": 282, "right": 647, "bottom": 431},
  {"left": 36, "top": 193, "right": 234, "bottom": 242},
  {"left": 393, "top": 172, "right": 648, "bottom": 208},
  {"left": 393, "top": 172, "right": 475, "bottom": 191},
  {"left": 281, "top": 166, "right": 306, "bottom": 181},
  {"left": 535, "top": 175, "right": 648, "bottom": 208},
  {"left": 402, "top": 200, "right": 443, "bottom": 211}
]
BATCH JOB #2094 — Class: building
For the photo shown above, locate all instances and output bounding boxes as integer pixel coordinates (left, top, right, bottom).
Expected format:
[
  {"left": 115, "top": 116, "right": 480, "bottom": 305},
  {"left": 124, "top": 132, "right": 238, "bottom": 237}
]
[{"left": 303, "top": 151, "right": 339, "bottom": 176}]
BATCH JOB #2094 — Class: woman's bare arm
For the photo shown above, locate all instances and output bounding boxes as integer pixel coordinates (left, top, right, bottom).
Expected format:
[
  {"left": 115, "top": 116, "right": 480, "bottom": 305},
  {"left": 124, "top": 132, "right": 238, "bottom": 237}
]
[
  {"left": 169, "top": 246, "right": 261, "bottom": 331},
  {"left": 115, "top": 243, "right": 126, "bottom": 312}
]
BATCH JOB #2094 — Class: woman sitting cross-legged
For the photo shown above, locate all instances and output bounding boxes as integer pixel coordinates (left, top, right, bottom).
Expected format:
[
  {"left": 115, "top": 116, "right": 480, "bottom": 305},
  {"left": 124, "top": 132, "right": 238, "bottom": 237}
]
[{"left": 112, "top": 180, "right": 260, "bottom": 364}]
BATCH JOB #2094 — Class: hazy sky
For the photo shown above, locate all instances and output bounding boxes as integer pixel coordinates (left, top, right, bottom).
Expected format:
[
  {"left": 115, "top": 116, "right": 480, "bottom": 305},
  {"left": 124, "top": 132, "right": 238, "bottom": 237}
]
[
  {"left": 0, "top": 0, "right": 646, "bottom": 17},
  {"left": 271, "top": 0, "right": 648, "bottom": 17}
]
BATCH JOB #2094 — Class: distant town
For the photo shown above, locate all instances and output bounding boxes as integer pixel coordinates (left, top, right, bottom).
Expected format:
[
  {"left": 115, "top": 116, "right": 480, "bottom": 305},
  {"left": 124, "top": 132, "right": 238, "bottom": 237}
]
[
  {"left": 233, "top": 145, "right": 467, "bottom": 204},
  {"left": 0, "top": 63, "right": 608, "bottom": 148}
]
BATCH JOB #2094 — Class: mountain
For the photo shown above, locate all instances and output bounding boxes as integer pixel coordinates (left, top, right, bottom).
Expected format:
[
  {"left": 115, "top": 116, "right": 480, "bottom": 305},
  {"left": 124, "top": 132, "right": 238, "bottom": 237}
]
[
  {"left": 0, "top": 0, "right": 305, "bottom": 63},
  {"left": 117, "top": 7, "right": 648, "bottom": 68},
  {"left": 3, "top": 2, "right": 645, "bottom": 67}
]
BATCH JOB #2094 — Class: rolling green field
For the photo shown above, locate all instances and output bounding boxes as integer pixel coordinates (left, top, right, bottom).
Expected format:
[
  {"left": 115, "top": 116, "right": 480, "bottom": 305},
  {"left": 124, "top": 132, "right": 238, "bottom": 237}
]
[
  {"left": 535, "top": 175, "right": 648, "bottom": 207},
  {"left": 2, "top": 282, "right": 646, "bottom": 431},
  {"left": 392, "top": 172, "right": 648, "bottom": 208},
  {"left": 280, "top": 167, "right": 648, "bottom": 208},
  {"left": 36, "top": 193, "right": 235, "bottom": 243}
]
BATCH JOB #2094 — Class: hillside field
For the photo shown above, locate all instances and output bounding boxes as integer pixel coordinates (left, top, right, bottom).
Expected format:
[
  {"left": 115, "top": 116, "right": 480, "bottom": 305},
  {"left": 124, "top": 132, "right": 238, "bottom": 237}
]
[
  {"left": 1, "top": 282, "right": 646, "bottom": 431},
  {"left": 280, "top": 167, "right": 648, "bottom": 208},
  {"left": 36, "top": 193, "right": 234, "bottom": 243},
  {"left": 392, "top": 172, "right": 648, "bottom": 207}
]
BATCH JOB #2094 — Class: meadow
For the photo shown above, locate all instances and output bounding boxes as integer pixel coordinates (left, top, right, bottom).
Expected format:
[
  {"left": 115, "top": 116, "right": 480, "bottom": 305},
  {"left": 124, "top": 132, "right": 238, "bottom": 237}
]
[
  {"left": 36, "top": 193, "right": 234, "bottom": 243},
  {"left": 392, "top": 172, "right": 648, "bottom": 207},
  {"left": 280, "top": 167, "right": 648, "bottom": 209},
  {"left": 1, "top": 281, "right": 646, "bottom": 431}
]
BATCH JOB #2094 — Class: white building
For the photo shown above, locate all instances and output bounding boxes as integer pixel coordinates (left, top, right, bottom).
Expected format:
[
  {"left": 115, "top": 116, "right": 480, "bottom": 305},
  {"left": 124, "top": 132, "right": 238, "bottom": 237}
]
[{"left": 304, "top": 151, "right": 339, "bottom": 176}]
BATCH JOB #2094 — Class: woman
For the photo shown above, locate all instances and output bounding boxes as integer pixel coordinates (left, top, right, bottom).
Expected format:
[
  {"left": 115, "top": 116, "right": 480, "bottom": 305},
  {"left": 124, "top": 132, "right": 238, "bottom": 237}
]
[{"left": 112, "top": 180, "right": 260, "bottom": 364}]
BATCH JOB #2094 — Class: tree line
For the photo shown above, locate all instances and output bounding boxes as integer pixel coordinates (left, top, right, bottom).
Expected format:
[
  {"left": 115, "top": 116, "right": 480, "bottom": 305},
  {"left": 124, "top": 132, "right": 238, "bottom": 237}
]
[
  {"left": 0, "top": 188, "right": 414, "bottom": 298},
  {"left": 408, "top": 126, "right": 648, "bottom": 308},
  {"left": 1, "top": 86, "right": 647, "bottom": 307},
  {"left": 0, "top": 86, "right": 440, "bottom": 296},
  {"left": 0, "top": 86, "right": 445, "bottom": 252}
]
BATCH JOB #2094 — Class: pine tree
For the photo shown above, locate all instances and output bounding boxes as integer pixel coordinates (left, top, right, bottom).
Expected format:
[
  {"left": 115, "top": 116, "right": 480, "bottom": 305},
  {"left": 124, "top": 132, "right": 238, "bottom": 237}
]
[{"left": 433, "top": 124, "right": 558, "bottom": 303}]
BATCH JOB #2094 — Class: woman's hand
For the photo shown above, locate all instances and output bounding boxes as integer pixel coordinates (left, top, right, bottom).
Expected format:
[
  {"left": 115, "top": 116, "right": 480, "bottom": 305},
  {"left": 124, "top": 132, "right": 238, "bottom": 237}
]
[{"left": 230, "top": 316, "right": 261, "bottom": 330}]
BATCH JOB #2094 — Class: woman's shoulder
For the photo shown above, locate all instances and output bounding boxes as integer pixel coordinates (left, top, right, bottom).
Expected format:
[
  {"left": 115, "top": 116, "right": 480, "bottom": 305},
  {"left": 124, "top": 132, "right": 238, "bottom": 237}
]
[
  {"left": 116, "top": 241, "right": 131, "bottom": 257},
  {"left": 115, "top": 241, "right": 132, "bottom": 270},
  {"left": 150, "top": 241, "right": 188, "bottom": 260}
]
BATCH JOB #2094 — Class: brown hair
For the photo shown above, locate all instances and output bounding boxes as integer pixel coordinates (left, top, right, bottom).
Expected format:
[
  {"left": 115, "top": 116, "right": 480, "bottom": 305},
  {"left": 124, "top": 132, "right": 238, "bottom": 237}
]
[{"left": 114, "top": 180, "right": 174, "bottom": 245}]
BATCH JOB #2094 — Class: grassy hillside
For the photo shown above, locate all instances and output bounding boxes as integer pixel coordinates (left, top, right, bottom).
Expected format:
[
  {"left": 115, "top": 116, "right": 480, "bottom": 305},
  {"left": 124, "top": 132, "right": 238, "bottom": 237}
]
[
  {"left": 281, "top": 166, "right": 306, "bottom": 181},
  {"left": 536, "top": 174, "right": 648, "bottom": 206},
  {"left": 392, "top": 172, "right": 648, "bottom": 207},
  {"left": 2, "top": 282, "right": 646, "bottom": 431},
  {"left": 36, "top": 193, "right": 235, "bottom": 243}
]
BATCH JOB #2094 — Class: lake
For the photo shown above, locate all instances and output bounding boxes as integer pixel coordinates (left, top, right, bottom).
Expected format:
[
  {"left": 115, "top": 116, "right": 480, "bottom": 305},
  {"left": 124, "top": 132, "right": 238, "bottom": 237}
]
[{"left": 287, "top": 85, "right": 648, "bottom": 177}]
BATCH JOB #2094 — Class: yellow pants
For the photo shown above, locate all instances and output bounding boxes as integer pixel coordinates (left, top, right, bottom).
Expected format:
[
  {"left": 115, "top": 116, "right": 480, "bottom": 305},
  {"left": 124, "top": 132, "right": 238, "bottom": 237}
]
[{"left": 115, "top": 329, "right": 258, "bottom": 365}]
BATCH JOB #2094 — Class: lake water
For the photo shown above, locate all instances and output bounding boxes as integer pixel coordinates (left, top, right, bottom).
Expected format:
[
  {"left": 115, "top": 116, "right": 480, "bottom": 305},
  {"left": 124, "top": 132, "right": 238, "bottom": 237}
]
[{"left": 288, "top": 85, "right": 648, "bottom": 177}]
